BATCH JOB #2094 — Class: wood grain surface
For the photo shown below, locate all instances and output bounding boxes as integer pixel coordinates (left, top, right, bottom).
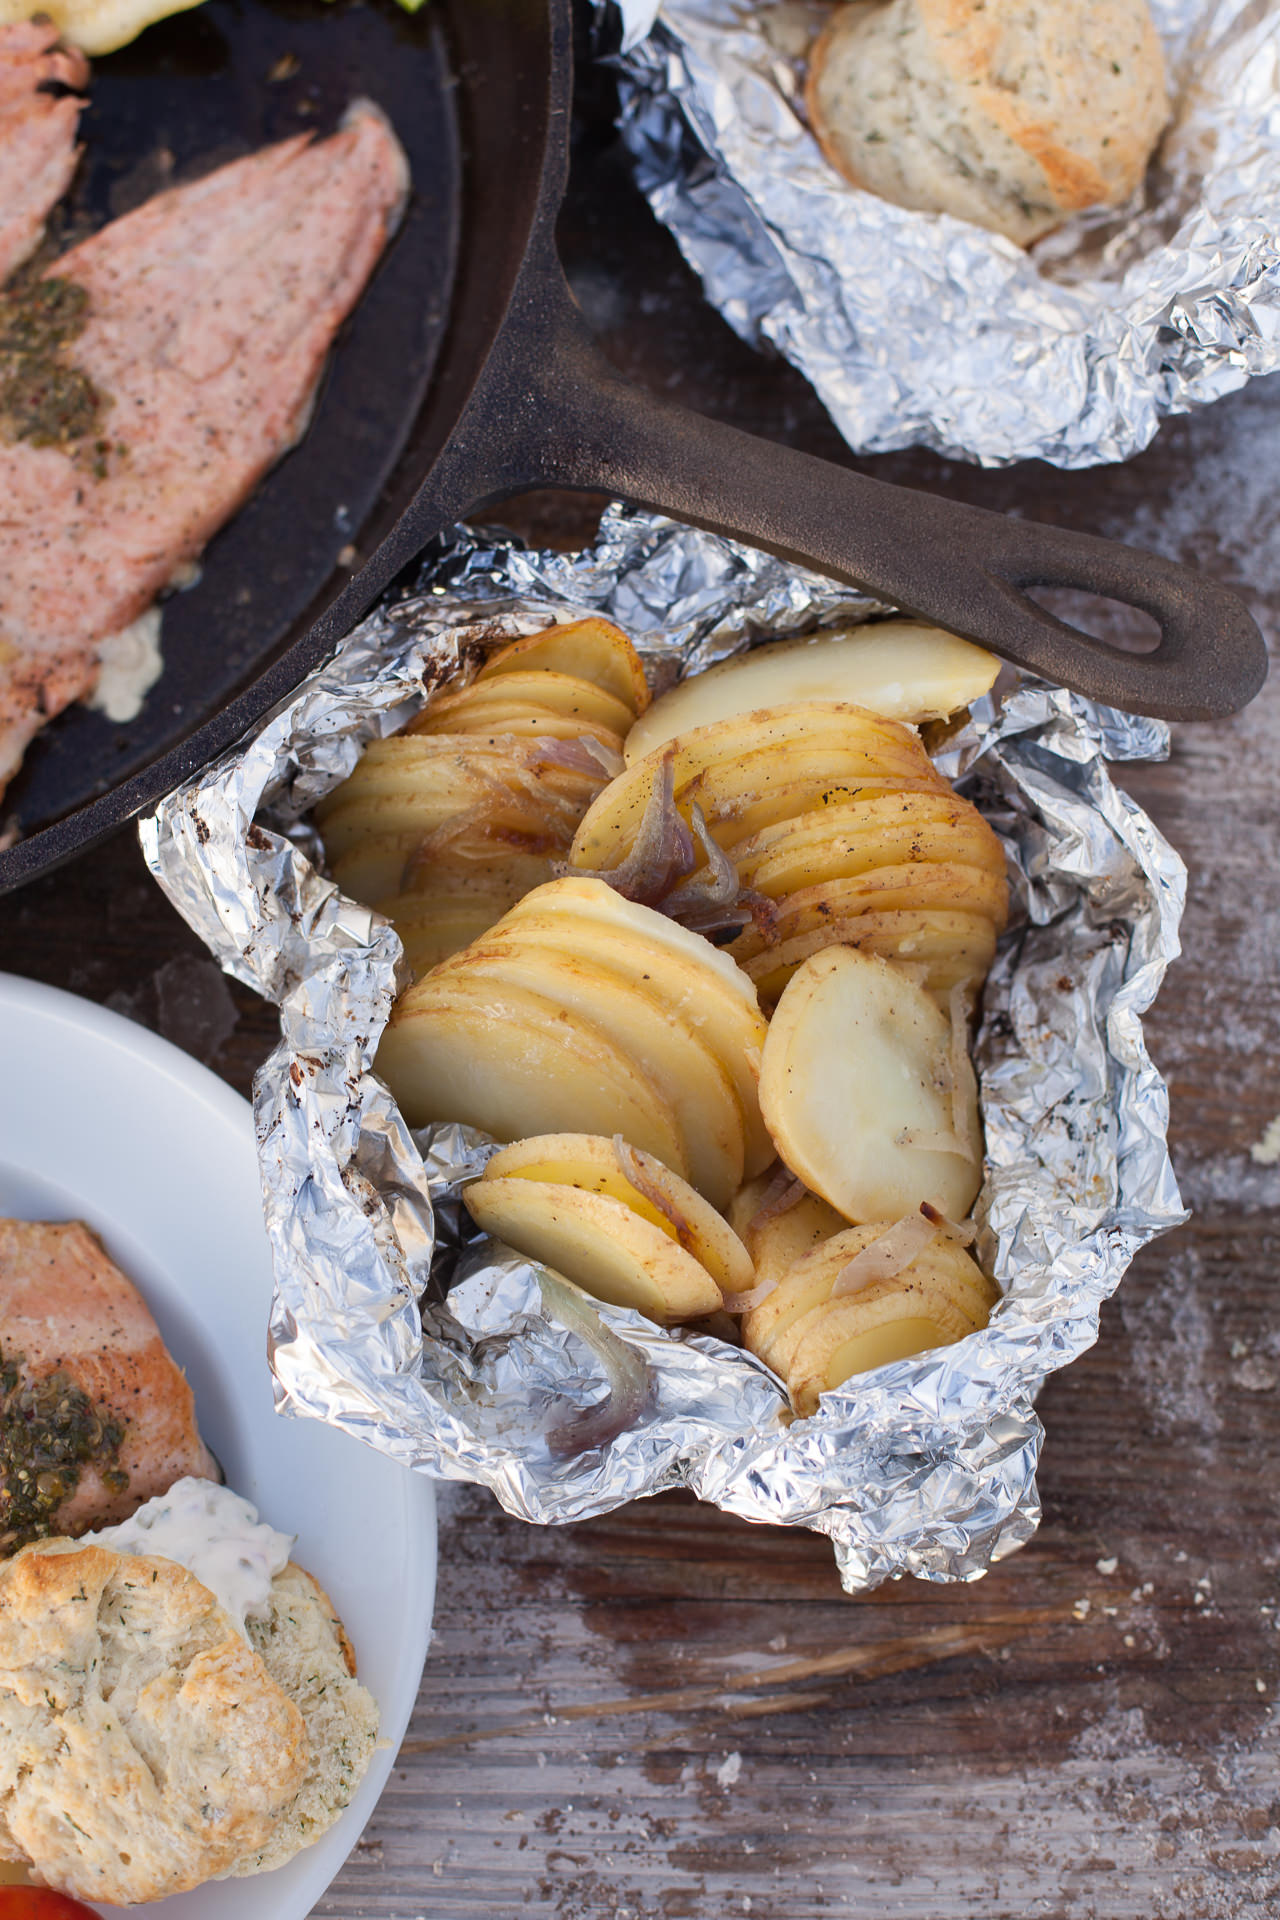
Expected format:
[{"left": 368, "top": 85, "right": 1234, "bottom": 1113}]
[{"left": 3, "top": 16, "right": 1280, "bottom": 1919}]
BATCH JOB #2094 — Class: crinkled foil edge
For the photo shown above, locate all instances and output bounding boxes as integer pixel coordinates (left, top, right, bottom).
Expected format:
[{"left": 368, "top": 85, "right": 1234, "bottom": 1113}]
[
  {"left": 602, "top": 0, "right": 1280, "bottom": 468},
  {"left": 141, "top": 506, "right": 1186, "bottom": 1592}
]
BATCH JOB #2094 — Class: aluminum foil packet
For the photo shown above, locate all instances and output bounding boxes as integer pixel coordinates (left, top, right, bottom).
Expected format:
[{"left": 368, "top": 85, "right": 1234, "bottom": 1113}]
[
  {"left": 601, "top": 0, "right": 1280, "bottom": 467},
  {"left": 141, "top": 506, "right": 1186, "bottom": 1593}
]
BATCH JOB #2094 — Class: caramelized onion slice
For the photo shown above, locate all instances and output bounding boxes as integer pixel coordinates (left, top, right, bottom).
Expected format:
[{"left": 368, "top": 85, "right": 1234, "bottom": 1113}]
[
  {"left": 613, "top": 1135, "right": 692, "bottom": 1242},
  {"left": 919, "top": 1201, "right": 978, "bottom": 1248},
  {"left": 745, "top": 1169, "right": 807, "bottom": 1240},
  {"left": 829, "top": 1208, "right": 940, "bottom": 1298},
  {"left": 558, "top": 750, "right": 697, "bottom": 904},
  {"left": 720, "top": 1274, "right": 782, "bottom": 1314}
]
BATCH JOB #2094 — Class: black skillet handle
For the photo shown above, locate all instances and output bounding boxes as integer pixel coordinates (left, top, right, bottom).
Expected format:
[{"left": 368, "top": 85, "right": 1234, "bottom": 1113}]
[{"left": 442, "top": 278, "right": 1266, "bottom": 723}]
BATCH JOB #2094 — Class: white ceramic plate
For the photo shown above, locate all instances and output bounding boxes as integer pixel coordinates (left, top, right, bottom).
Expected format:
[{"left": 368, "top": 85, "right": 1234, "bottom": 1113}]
[{"left": 0, "top": 971, "right": 437, "bottom": 1918}]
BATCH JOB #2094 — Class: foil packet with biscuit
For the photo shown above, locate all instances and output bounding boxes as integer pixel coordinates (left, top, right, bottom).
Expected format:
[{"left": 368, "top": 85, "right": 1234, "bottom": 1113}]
[
  {"left": 142, "top": 507, "right": 1185, "bottom": 1593},
  {"left": 602, "top": 0, "right": 1280, "bottom": 466}
]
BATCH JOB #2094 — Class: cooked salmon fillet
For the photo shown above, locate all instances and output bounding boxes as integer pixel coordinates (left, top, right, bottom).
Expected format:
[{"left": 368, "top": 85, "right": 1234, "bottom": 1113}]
[
  {"left": 0, "top": 19, "right": 87, "bottom": 286},
  {"left": 0, "top": 1217, "right": 219, "bottom": 1549},
  {"left": 0, "top": 101, "right": 409, "bottom": 799}
]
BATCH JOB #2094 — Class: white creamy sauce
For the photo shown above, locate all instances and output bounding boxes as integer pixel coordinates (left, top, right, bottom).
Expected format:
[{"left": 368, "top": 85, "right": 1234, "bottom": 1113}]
[
  {"left": 83, "top": 1477, "right": 294, "bottom": 1634},
  {"left": 88, "top": 606, "right": 164, "bottom": 723}
]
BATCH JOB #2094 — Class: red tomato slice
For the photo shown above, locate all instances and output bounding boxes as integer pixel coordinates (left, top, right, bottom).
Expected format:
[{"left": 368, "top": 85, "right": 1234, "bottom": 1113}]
[{"left": 0, "top": 1892, "right": 99, "bottom": 1918}]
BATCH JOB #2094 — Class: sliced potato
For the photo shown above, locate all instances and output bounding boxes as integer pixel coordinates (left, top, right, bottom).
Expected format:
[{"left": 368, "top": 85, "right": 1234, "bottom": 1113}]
[
  {"left": 740, "top": 1225, "right": 883, "bottom": 1368},
  {"left": 682, "top": 749, "right": 947, "bottom": 849},
  {"left": 377, "top": 974, "right": 688, "bottom": 1174},
  {"left": 330, "top": 829, "right": 437, "bottom": 905},
  {"left": 732, "top": 791, "right": 1006, "bottom": 895},
  {"left": 475, "top": 617, "right": 651, "bottom": 714},
  {"left": 726, "top": 1169, "right": 778, "bottom": 1239},
  {"left": 503, "top": 877, "right": 762, "bottom": 1009},
  {"left": 624, "top": 622, "right": 1000, "bottom": 764},
  {"left": 746, "top": 1226, "right": 995, "bottom": 1364},
  {"left": 412, "top": 706, "right": 626, "bottom": 752},
  {"left": 731, "top": 862, "right": 1009, "bottom": 964},
  {"left": 744, "top": 910, "right": 998, "bottom": 1003},
  {"left": 317, "top": 735, "right": 519, "bottom": 807},
  {"left": 759, "top": 947, "right": 982, "bottom": 1222},
  {"left": 320, "top": 735, "right": 602, "bottom": 819},
  {"left": 474, "top": 913, "right": 773, "bottom": 1182},
  {"left": 482, "top": 1134, "right": 753, "bottom": 1294},
  {"left": 377, "top": 890, "right": 546, "bottom": 977},
  {"left": 410, "top": 671, "right": 635, "bottom": 739},
  {"left": 463, "top": 1178, "right": 721, "bottom": 1323},
  {"left": 788, "top": 1296, "right": 974, "bottom": 1418},
  {"left": 496, "top": 879, "right": 772, "bottom": 1176},
  {"left": 712, "top": 775, "right": 947, "bottom": 850},
  {"left": 744, "top": 1227, "right": 996, "bottom": 1385},
  {"left": 569, "top": 705, "right": 942, "bottom": 872},
  {"left": 435, "top": 944, "right": 744, "bottom": 1206},
  {"left": 328, "top": 796, "right": 567, "bottom": 903},
  {"left": 337, "top": 834, "right": 558, "bottom": 912},
  {"left": 741, "top": 1190, "right": 850, "bottom": 1290}
]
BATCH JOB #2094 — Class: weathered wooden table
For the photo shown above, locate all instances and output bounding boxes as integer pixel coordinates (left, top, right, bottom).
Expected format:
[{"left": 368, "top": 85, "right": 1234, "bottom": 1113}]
[{"left": 4, "top": 34, "right": 1280, "bottom": 1920}]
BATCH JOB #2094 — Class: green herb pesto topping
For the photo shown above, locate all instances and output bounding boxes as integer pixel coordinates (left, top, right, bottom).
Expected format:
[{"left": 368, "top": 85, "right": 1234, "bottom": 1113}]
[
  {"left": 0, "top": 1342, "right": 128, "bottom": 1554},
  {"left": 0, "top": 275, "right": 110, "bottom": 462}
]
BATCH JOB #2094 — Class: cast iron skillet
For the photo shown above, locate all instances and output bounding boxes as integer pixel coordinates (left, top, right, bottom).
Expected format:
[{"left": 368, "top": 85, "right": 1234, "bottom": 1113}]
[{"left": 0, "top": 0, "right": 1267, "bottom": 892}]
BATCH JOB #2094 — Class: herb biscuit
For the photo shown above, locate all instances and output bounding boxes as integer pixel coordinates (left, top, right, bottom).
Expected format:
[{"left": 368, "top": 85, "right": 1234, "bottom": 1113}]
[
  {"left": 806, "top": 0, "right": 1169, "bottom": 245},
  {"left": 0, "top": 1539, "right": 378, "bottom": 1902}
]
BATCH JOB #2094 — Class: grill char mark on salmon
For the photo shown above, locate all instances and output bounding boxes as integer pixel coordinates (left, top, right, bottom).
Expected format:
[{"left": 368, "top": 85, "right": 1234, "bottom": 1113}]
[
  {"left": 0, "top": 1217, "right": 219, "bottom": 1548},
  {"left": 0, "top": 101, "right": 409, "bottom": 800},
  {"left": 0, "top": 20, "right": 88, "bottom": 287}
]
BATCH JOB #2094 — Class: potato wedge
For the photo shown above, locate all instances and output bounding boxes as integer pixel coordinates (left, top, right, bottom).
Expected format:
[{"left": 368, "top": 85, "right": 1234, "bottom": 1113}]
[
  {"left": 482, "top": 1134, "right": 753, "bottom": 1294},
  {"left": 377, "top": 974, "right": 688, "bottom": 1174},
  {"left": 475, "top": 617, "right": 651, "bottom": 714},
  {"left": 624, "top": 622, "right": 1000, "bottom": 764},
  {"left": 759, "top": 947, "right": 982, "bottom": 1222},
  {"left": 435, "top": 944, "right": 745, "bottom": 1206},
  {"left": 463, "top": 1179, "right": 721, "bottom": 1322},
  {"left": 744, "top": 910, "right": 998, "bottom": 1003}
]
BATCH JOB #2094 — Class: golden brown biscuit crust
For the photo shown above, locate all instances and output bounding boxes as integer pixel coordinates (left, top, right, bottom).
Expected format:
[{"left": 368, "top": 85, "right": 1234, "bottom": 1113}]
[
  {"left": 0, "top": 1541, "right": 307, "bottom": 1904},
  {"left": 807, "top": 0, "right": 1169, "bottom": 245}
]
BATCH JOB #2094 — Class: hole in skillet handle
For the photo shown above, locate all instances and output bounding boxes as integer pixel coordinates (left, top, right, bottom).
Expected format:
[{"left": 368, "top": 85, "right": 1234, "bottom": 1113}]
[
  {"left": 1022, "top": 587, "right": 1162, "bottom": 656},
  {"left": 925, "top": 498, "right": 1271, "bottom": 721}
]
